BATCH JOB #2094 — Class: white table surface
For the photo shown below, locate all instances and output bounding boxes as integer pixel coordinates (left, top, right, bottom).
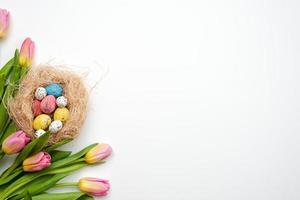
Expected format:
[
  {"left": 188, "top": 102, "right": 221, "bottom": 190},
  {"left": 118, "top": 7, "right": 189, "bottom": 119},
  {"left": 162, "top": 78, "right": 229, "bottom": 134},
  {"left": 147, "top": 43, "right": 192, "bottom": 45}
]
[{"left": 1, "top": 0, "right": 300, "bottom": 199}]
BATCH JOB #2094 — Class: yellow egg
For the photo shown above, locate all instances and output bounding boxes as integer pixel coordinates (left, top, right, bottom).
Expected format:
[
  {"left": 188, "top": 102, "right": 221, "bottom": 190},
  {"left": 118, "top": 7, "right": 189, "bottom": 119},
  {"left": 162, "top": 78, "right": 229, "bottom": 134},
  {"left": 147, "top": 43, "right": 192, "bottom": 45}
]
[
  {"left": 54, "top": 107, "right": 70, "bottom": 123},
  {"left": 33, "top": 114, "right": 52, "bottom": 130}
]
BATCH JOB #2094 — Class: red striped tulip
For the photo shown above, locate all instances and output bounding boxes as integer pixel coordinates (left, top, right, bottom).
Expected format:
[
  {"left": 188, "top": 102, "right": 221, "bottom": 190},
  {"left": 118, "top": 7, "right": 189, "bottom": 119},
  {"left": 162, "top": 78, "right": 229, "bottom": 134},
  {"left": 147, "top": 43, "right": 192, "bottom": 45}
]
[
  {"left": 0, "top": 8, "right": 9, "bottom": 38},
  {"left": 85, "top": 143, "right": 112, "bottom": 164},
  {"left": 19, "top": 37, "right": 35, "bottom": 67},
  {"left": 79, "top": 178, "right": 110, "bottom": 197},
  {"left": 23, "top": 151, "right": 51, "bottom": 172},
  {"left": 2, "top": 130, "right": 31, "bottom": 155}
]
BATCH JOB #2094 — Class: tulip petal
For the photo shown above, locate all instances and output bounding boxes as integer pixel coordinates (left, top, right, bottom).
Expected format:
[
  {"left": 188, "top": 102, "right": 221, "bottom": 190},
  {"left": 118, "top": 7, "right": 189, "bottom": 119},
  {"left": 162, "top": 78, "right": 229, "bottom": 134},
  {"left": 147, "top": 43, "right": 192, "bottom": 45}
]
[
  {"left": 23, "top": 152, "right": 51, "bottom": 172},
  {"left": 0, "top": 8, "right": 9, "bottom": 38},
  {"left": 85, "top": 143, "right": 112, "bottom": 164},
  {"left": 79, "top": 178, "right": 110, "bottom": 197},
  {"left": 2, "top": 130, "right": 31, "bottom": 155},
  {"left": 19, "top": 37, "right": 35, "bottom": 67}
]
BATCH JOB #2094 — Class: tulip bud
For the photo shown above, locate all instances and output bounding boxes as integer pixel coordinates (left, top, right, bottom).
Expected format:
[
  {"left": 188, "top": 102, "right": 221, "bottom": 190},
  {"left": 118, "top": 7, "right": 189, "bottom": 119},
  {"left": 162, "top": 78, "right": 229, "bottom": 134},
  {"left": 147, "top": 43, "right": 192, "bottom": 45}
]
[
  {"left": 85, "top": 143, "right": 112, "bottom": 164},
  {"left": 79, "top": 178, "right": 110, "bottom": 196},
  {"left": 2, "top": 130, "right": 31, "bottom": 155},
  {"left": 23, "top": 151, "right": 51, "bottom": 172},
  {"left": 0, "top": 8, "right": 9, "bottom": 38},
  {"left": 19, "top": 37, "right": 35, "bottom": 67}
]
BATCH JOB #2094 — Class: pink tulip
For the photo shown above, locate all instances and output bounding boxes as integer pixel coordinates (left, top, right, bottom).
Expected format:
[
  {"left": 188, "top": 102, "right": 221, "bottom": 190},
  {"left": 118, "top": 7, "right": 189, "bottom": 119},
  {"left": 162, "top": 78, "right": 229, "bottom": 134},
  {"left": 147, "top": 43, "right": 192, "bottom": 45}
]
[
  {"left": 0, "top": 8, "right": 9, "bottom": 38},
  {"left": 79, "top": 178, "right": 110, "bottom": 196},
  {"left": 2, "top": 130, "right": 31, "bottom": 155},
  {"left": 23, "top": 151, "right": 51, "bottom": 172},
  {"left": 85, "top": 143, "right": 112, "bottom": 164},
  {"left": 19, "top": 37, "right": 35, "bottom": 67}
]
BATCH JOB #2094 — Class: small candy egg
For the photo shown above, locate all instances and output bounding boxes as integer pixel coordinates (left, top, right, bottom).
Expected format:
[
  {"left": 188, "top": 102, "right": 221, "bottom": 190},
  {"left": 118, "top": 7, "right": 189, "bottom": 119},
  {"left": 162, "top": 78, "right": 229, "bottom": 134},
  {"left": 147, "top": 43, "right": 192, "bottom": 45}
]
[
  {"left": 56, "top": 96, "right": 68, "bottom": 107},
  {"left": 40, "top": 95, "right": 56, "bottom": 114},
  {"left": 33, "top": 114, "right": 51, "bottom": 130},
  {"left": 45, "top": 83, "right": 63, "bottom": 97},
  {"left": 54, "top": 107, "right": 70, "bottom": 123},
  {"left": 32, "top": 100, "right": 42, "bottom": 116},
  {"left": 34, "top": 129, "right": 46, "bottom": 138},
  {"left": 49, "top": 120, "right": 63, "bottom": 133},
  {"left": 35, "top": 87, "right": 47, "bottom": 100}
]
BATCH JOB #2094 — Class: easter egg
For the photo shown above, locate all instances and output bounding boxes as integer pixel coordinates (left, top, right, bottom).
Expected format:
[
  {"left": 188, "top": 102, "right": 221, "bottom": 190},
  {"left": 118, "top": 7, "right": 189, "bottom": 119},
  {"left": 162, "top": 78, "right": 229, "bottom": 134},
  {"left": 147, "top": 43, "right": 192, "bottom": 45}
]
[
  {"left": 40, "top": 95, "right": 56, "bottom": 114},
  {"left": 56, "top": 96, "right": 68, "bottom": 107},
  {"left": 35, "top": 129, "right": 46, "bottom": 138},
  {"left": 35, "top": 87, "right": 47, "bottom": 100},
  {"left": 33, "top": 114, "right": 51, "bottom": 130},
  {"left": 32, "top": 100, "right": 42, "bottom": 116},
  {"left": 54, "top": 107, "right": 70, "bottom": 122},
  {"left": 45, "top": 83, "right": 63, "bottom": 97},
  {"left": 49, "top": 120, "right": 63, "bottom": 133}
]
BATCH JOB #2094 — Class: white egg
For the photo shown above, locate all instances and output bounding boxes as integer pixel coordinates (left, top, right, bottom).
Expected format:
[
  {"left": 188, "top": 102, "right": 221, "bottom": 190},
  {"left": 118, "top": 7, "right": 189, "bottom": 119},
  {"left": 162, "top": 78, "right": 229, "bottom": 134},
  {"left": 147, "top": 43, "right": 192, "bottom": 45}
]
[
  {"left": 35, "top": 87, "right": 47, "bottom": 100},
  {"left": 35, "top": 129, "right": 46, "bottom": 138},
  {"left": 56, "top": 96, "right": 68, "bottom": 107},
  {"left": 49, "top": 120, "right": 63, "bottom": 133}
]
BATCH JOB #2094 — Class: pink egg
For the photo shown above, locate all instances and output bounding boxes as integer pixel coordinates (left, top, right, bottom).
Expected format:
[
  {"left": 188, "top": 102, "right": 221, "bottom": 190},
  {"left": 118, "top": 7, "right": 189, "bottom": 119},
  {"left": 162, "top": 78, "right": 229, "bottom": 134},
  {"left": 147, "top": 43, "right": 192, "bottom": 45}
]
[
  {"left": 32, "top": 100, "right": 42, "bottom": 116},
  {"left": 40, "top": 95, "right": 57, "bottom": 114}
]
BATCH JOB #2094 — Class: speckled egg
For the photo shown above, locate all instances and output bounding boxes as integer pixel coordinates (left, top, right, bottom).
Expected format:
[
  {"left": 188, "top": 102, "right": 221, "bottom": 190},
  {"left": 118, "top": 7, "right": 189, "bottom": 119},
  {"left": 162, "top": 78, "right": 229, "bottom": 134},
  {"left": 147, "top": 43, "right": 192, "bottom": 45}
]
[
  {"left": 35, "top": 87, "right": 47, "bottom": 100},
  {"left": 33, "top": 114, "right": 52, "bottom": 130},
  {"left": 49, "top": 120, "right": 63, "bottom": 133},
  {"left": 45, "top": 83, "right": 63, "bottom": 97},
  {"left": 34, "top": 129, "right": 46, "bottom": 138},
  {"left": 54, "top": 107, "right": 70, "bottom": 123},
  {"left": 56, "top": 96, "right": 68, "bottom": 107},
  {"left": 32, "top": 100, "right": 42, "bottom": 116},
  {"left": 40, "top": 95, "right": 56, "bottom": 114}
]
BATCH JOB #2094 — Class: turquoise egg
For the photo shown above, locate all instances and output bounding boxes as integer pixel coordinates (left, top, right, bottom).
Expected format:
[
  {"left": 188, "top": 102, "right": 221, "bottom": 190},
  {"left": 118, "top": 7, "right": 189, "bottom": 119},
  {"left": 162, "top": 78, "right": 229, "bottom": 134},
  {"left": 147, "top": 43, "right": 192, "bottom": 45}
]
[{"left": 45, "top": 83, "right": 63, "bottom": 97}]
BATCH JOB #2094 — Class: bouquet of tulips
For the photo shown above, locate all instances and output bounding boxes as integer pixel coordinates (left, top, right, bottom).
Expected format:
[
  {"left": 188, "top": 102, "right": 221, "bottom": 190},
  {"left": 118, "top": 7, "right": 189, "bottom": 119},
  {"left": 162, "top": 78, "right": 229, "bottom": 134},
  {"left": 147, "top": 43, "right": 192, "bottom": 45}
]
[{"left": 0, "top": 8, "right": 112, "bottom": 200}]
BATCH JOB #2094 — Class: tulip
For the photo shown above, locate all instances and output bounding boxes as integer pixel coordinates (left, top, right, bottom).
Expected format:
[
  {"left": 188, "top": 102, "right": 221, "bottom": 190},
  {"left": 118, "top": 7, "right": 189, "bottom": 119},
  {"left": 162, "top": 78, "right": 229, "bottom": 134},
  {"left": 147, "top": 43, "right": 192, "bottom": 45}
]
[
  {"left": 79, "top": 177, "right": 110, "bottom": 197},
  {"left": 0, "top": 8, "right": 9, "bottom": 38},
  {"left": 23, "top": 151, "right": 51, "bottom": 172},
  {"left": 2, "top": 130, "right": 31, "bottom": 155},
  {"left": 85, "top": 143, "right": 112, "bottom": 164},
  {"left": 19, "top": 37, "right": 35, "bottom": 67}
]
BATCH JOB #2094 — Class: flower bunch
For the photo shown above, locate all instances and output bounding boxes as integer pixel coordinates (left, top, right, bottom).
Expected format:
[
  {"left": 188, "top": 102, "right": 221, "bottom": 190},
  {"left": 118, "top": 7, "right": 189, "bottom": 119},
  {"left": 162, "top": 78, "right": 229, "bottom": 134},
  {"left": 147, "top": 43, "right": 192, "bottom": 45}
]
[
  {"left": 0, "top": 8, "right": 113, "bottom": 199},
  {"left": 0, "top": 11, "right": 35, "bottom": 160},
  {"left": 0, "top": 133, "right": 112, "bottom": 199}
]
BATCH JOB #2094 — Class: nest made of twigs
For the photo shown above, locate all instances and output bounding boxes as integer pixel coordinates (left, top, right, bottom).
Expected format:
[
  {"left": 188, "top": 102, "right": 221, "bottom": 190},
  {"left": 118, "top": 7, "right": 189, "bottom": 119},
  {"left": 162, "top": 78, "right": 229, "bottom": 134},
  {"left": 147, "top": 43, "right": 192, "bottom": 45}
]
[{"left": 8, "top": 66, "right": 88, "bottom": 144}]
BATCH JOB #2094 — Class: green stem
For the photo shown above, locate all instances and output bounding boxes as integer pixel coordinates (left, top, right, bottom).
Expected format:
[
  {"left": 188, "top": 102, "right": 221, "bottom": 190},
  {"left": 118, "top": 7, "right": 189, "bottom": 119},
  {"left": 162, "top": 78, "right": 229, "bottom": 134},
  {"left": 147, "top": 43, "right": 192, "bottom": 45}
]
[
  {"left": 70, "top": 158, "right": 85, "bottom": 164},
  {"left": 54, "top": 182, "right": 78, "bottom": 187}
]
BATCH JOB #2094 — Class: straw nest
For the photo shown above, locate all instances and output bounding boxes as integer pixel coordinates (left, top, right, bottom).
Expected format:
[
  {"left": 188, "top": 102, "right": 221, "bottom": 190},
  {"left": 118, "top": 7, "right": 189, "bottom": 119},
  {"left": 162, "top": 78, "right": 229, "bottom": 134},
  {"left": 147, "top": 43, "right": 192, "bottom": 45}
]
[{"left": 8, "top": 66, "right": 88, "bottom": 144}]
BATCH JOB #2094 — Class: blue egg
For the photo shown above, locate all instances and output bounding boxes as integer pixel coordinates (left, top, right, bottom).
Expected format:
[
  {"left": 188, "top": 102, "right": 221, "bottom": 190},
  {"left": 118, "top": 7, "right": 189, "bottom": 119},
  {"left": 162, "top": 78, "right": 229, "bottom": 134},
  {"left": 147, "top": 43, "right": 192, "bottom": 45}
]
[{"left": 45, "top": 83, "right": 63, "bottom": 97}]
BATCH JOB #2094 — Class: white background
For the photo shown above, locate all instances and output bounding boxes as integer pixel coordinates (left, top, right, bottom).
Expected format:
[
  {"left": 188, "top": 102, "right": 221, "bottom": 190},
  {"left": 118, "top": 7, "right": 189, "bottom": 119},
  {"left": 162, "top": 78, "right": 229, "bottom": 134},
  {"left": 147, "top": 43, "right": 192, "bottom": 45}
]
[{"left": 1, "top": 0, "right": 300, "bottom": 199}]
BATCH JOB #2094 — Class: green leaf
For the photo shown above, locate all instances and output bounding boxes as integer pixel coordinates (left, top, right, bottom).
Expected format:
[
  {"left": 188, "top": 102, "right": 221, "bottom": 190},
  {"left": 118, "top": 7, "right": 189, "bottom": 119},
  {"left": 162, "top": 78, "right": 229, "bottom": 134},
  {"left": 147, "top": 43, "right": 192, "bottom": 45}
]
[
  {"left": 50, "top": 150, "right": 72, "bottom": 162},
  {"left": 0, "top": 57, "right": 14, "bottom": 77},
  {"left": 0, "top": 74, "right": 6, "bottom": 100},
  {"left": 45, "top": 139, "right": 72, "bottom": 153},
  {"left": 0, "top": 168, "right": 23, "bottom": 185},
  {"left": 17, "top": 132, "right": 50, "bottom": 163},
  {"left": 0, "top": 162, "right": 88, "bottom": 199},
  {"left": 0, "top": 120, "right": 17, "bottom": 144},
  {"left": 31, "top": 132, "right": 50, "bottom": 154},
  {"left": 24, "top": 191, "right": 32, "bottom": 200},
  {"left": 0, "top": 57, "right": 14, "bottom": 100},
  {"left": 15, "top": 139, "right": 38, "bottom": 165},
  {"left": 78, "top": 195, "right": 94, "bottom": 200},
  {"left": 48, "top": 143, "right": 97, "bottom": 170},
  {"left": 10, "top": 173, "right": 69, "bottom": 200},
  {"left": 0, "top": 50, "right": 21, "bottom": 134},
  {"left": 47, "top": 162, "right": 88, "bottom": 174},
  {"left": 32, "top": 192, "right": 86, "bottom": 200}
]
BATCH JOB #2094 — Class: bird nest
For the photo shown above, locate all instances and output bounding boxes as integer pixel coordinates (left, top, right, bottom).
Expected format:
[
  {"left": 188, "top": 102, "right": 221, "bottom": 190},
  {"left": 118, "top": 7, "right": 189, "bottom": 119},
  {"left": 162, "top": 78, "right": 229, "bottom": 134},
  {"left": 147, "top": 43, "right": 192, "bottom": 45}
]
[{"left": 8, "top": 66, "right": 88, "bottom": 144}]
